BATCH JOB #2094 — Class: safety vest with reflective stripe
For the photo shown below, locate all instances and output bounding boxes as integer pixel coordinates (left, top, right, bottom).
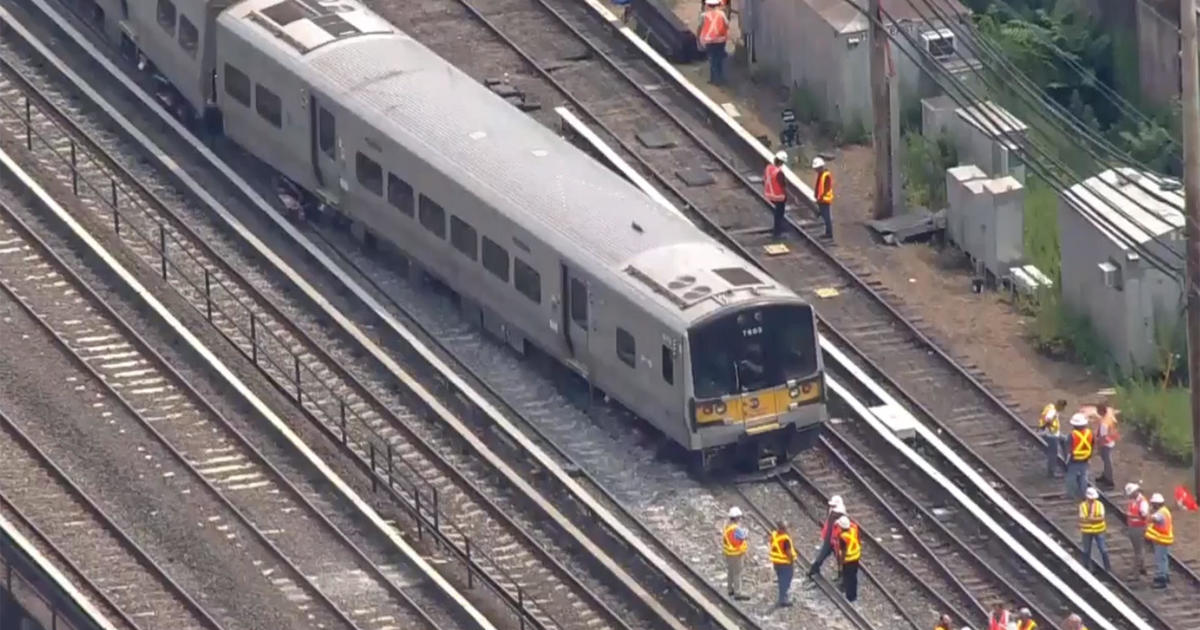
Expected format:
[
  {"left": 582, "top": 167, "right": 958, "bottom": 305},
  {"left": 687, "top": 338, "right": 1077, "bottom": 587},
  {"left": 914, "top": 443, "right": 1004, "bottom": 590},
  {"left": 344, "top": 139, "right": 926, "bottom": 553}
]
[
  {"left": 988, "top": 611, "right": 1009, "bottom": 630},
  {"left": 763, "top": 164, "right": 786, "bottom": 202},
  {"left": 1070, "top": 428, "right": 1093, "bottom": 461},
  {"left": 1017, "top": 620, "right": 1037, "bottom": 630},
  {"left": 838, "top": 523, "right": 861, "bottom": 563},
  {"left": 815, "top": 170, "right": 834, "bottom": 203},
  {"left": 699, "top": 9, "right": 728, "bottom": 45},
  {"left": 1127, "top": 495, "right": 1149, "bottom": 528},
  {"left": 1145, "top": 507, "right": 1174, "bottom": 545},
  {"left": 768, "top": 530, "right": 796, "bottom": 565},
  {"left": 1079, "top": 499, "right": 1106, "bottom": 534},
  {"left": 1038, "top": 403, "right": 1059, "bottom": 435},
  {"left": 1100, "top": 412, "right": 1119, "bottom": 447},
  {"left": 723, "top": 523, "right": 747, "bottom": 556}
]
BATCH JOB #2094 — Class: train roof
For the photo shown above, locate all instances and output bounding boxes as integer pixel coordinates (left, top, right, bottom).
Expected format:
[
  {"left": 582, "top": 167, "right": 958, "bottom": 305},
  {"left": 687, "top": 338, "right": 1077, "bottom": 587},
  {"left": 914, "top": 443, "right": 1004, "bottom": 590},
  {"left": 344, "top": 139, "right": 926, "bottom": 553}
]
[{"left": 219, "top": 0, "right": 805, "bottom": 325}]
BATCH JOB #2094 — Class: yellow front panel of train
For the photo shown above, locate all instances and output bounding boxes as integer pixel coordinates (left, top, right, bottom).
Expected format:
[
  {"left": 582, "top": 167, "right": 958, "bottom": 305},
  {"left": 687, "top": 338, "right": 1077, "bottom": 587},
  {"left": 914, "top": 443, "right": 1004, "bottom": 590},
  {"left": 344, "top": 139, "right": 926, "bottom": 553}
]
[{"left": 694, "top": 379, "right": 821, "bottom": 425}]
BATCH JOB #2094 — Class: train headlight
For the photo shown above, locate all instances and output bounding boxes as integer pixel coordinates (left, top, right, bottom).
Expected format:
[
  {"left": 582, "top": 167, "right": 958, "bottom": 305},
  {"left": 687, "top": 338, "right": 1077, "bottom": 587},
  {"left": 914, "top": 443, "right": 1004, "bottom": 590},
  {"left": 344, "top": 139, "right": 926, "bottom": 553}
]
[
  {"left": 788, "top": 387, "right": 800, "bottom": 398},
  {"left": 715, "top": 402, "right": 727, "bottom": 415},
  {"left": 702, "top": 403, "right": 715, "bottom": 415}
]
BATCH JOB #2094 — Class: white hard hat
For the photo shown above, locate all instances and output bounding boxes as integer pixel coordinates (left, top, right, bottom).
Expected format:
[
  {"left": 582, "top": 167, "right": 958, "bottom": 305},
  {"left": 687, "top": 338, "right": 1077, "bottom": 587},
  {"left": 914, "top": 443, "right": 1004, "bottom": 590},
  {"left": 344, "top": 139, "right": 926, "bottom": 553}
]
[
  {"left": 835, "top": 515, "right": 850, "bottom": 529},
  {"left": 1085, "top": 487, "right": 1099, "bottom": 499},
  {"left": 1069, "top": 413, "right": 1088, "bottom": 427},
  {"left": 828, "top": 495, "right": 843, "bottom": 507},
  {"left": 728, "top": 506, "right": 742, "bottom": 518},
  {"left": 774, "top": 151, "right": 788, "bottom": 162},
  {"left": 1019, "top": 607, "right": 1031, "bottom": 617},
  {"left": 705, "top": 0, "right": 721, "bottom": 5},
  {"left": 811, "top": 157, "right": 826, "bottom": 169},
  {"left": 1124, "top": 482, "right": 1140, "bottom": 496},
  {"left": 1151, "top": 493, "right": 1165, "bottom": 504}
]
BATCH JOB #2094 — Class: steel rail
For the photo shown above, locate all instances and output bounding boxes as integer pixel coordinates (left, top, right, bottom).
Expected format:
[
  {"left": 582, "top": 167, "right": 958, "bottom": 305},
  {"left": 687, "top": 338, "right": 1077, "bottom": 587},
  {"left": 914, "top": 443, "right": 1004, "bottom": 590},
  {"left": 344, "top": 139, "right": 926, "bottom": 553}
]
[{"left": 0, "top": 184, "right": 450, "bottom": 629}]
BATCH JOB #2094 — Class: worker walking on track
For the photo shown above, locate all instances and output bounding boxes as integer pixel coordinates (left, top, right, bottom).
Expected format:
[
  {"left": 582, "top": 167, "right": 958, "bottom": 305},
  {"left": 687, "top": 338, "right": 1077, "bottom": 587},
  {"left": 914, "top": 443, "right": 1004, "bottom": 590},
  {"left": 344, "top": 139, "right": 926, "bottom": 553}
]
[
  {"left": 1145, "top": 492, "right": 1174, "bottom": 589},
  {"left": 1079, "top": 487, "right": 1112, "bottom": 574},
  {"left": 722, "top": 507, "right": 751, "bottom": 600},
  {"left": 696, "top": 0, "right": 729, "bottom": 85},
  {"left": 1037, "top": 400, "right": 1066, "bottom": 477},
  {"left": 1063, "top": 613, "right": 1087, "bottom": 630},
  {"left": 763, "top": 152, "right": 788, "bottom": 239},
  {"left": 833, "top": 515, "right": 860, "bottom": 602},
  {"left": 1065, "top": 413, "right": 1093, "bottom": 499},
  {"left": 806, "top": 495, "right": 845, "bottom": 582},
  {"left": 1124, "top": 482, "right": 1149, "bottom": 576},
  {"left": 987, "top": 602, "right": 1009, "bottom": 630},
  {"left": 1015, "top": 607, "right": 1036, "bottom": 630},
  {"left": 768, "top": 521, "right": 798, "bottom": 607},
  {"left": 1094, "top": 404, "right": 1119, "bottom": 489},
  {"left": 934, "top": 614, "right": 952, "bottom": 630},
  {"left": 812, "top": 158, "right": 834, "bottom": 240}
]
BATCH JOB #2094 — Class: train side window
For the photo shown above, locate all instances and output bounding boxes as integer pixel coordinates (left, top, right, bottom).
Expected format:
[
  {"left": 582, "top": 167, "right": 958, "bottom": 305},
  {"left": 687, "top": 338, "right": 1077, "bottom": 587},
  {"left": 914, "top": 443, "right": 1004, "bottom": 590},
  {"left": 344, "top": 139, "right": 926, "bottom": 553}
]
[
  {"left": 481, "top": 237, "right": 509, "bottom": 282},
  {"left": 450, "top": 215, "right": 477, "bottom": 260},
  {"left": 255, "top": 84, "right": 282, "bottom": 128},
  {"left": 661, "top": 346, "right": 674, "bottom": 384},
  {"left": 513, "top": 258, "right": 541, "bottom": 304},
  {"left": 178, "top": 15, "right": 198, "bottom": 56},
  {"left": 569, "top": 278, "right": 587, "bottom": 326},
  {"left": 120, "top": 0, "right": 128, "bottom": 19},
  {"left": 224, "top": 64, "right": 251, "bottom": 107},
  {"left": 355, "top": 152, "right": 383, "bottom": 196},
  {"left": 157, "top": 0, "right": 176, "bottom": 34},
  {"left": 418, "top": 195, "right": 446, "bottom": 239},
  {"left": 318, "top": 107, "right": 336, "bottom": 159},
  {"left": 616, "top": 328, "right": 636, "bottom": 368},
  {"left": 386, "top": 174, "right": 413, "bottom": 216}
]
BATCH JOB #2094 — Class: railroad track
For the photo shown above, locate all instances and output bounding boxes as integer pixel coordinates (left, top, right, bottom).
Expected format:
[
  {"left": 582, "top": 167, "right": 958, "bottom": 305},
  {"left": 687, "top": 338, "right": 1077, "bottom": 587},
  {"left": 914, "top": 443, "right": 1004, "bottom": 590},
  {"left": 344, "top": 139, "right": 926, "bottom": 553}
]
[
  {"left": 0, "top": 4, "right": 750, "bottom": 630},
  {"left": 369, "top": 0, "right": 1200, "bottom": 626},
  {"left": 0, "top": 158, "right": 477, "bottom": 628}
]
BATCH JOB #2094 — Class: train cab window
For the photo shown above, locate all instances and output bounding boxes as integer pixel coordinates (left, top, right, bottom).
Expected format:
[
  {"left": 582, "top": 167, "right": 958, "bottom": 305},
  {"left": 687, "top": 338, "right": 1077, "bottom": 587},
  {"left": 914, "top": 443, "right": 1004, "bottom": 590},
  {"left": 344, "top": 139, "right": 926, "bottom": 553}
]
[
  {"left": 616, "top": 328, "right": 636, "bottom": 368},
  {"left": 661, "top": 346, "right": 674, "bottom": 385},
  {"left": 157, "top": 0, "right": 176, "bottom": 34},
  {"left": 120, "top": 0, "right": 128, "bottom": 19},
  {"left": 318, "top": 107, "right": 336, "bottom": 160},
  {"left": 178, "top": 15, "right": 198, "bottom": 56},
  {"left": 387, "top": 174, "right": 413, "bottom": 216},
  {"left": 255, "top": 84, "right": 282, "bottom": 128},
  {"left": 481, "top": 237, "right": 509, "bottom": 282},
  {"left": 513, "top": 258, "right": 541, "bottom": 304},
  {"left": 418, "top": 195, "right": 446, "bottom": 239},
  {"left": 355, "top": 152, "right": 383, "bottom": 196},
  {"left": 224, "top": 64, "right": 251, "bottom": 107},
  {"left": 569, "top": 278, "right": 587, "bottom": 326},
  {"left": 450, "top": 216, "right": 477, "bottom": 260}
]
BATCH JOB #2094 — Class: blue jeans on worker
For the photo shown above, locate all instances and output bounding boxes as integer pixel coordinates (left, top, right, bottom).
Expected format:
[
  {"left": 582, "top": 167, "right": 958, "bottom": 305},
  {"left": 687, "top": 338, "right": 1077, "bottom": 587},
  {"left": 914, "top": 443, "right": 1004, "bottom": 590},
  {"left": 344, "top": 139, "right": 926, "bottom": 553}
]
[
  {"left": 1042, "top": 434, "right": 1060, "bottom": 476},
  {"left": 807, "top": 540, "right": 832, "bottom": 577},
  {"left": 706, "top": 42, "right": 726, "bottom": 84},
  {"left": 1081, "top": 533, "right": 1112, "bottom": 573},
  {"left": 818, "top": 202, "right": 832, "bottom": 238},
  {"left": 775, "top": 563, "right": 794, "bottom": 605},
  {"left": 1065, "top": 460, "right": 1089, "bottom": 499},
  {"left": 1153, "top": 544, "right": 1170, "bottom": 584}
]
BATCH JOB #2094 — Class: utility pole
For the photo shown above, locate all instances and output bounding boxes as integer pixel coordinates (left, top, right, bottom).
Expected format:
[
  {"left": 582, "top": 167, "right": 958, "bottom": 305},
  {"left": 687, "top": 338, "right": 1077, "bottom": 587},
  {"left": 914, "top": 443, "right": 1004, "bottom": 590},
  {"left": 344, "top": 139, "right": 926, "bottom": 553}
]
[
  {"left": 869, "top": 0, "right": 893, "bottom": 219},
  {"left": 1182, "top": 0, "right": 1200, "bottom": 502}
]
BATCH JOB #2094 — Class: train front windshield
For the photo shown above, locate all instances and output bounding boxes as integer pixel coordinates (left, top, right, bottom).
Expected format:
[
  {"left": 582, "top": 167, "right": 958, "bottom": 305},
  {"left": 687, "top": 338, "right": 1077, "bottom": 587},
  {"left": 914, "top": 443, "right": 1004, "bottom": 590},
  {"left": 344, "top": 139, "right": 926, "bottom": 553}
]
[{"left": 690, "top": 304, "right": 818, "bottom": 399}]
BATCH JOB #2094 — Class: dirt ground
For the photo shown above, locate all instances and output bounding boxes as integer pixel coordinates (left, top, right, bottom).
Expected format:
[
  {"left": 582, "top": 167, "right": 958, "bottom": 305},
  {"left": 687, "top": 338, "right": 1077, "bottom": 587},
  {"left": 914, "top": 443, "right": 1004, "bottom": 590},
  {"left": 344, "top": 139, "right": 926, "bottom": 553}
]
[{"left": 647, "top": 0, "right": 1199, "bottom": 563}]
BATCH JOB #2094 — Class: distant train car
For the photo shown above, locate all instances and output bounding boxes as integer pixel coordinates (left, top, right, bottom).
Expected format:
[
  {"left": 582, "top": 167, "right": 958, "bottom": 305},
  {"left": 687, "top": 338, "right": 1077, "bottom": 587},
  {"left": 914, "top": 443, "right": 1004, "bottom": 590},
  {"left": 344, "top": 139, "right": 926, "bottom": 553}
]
[{"left": 78, "top": 0, "right": 827, "bottom": 473}]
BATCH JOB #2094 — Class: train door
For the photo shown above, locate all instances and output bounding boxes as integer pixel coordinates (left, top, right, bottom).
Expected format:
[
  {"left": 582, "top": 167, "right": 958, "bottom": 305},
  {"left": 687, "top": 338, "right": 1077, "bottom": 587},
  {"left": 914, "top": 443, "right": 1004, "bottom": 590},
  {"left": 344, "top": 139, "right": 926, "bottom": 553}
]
[
  {"left": 560, "top": 263, "right": 590, "bottom": 372},
  {"left": 309, "top": 95, "right": 342, "bottom": 204}
]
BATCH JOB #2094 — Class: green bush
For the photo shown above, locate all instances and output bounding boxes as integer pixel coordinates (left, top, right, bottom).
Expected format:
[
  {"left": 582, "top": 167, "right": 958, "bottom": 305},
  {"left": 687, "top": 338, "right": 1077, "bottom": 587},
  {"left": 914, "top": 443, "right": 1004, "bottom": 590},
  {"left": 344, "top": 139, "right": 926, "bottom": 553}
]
[
  {"left": 839, "top": 117, "right": 869, "bottom": 146},
  {"left": 1028, "top": 291, "right": 1111, "bottom": 372},
  {"left": 1022, "top": 175, "right": 1061, "bottom": 285},
  {"left": 900, "top": 131, "right": 957, "bottom": 209},
  {"left": 1113, "top": 380, "right": 1193, "bottom": 465}
]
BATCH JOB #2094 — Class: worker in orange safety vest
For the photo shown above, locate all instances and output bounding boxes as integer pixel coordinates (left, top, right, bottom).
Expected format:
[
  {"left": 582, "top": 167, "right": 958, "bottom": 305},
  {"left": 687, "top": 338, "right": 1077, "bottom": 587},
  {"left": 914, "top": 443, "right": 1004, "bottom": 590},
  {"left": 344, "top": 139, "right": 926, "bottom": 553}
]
[
  {"left": 1065, "top": 413, "right": 1093, "bottom": 499},
  {"left": 1124, "top": 482, "right": 1150, "bottom": 576},
  {"left": 1037, "top": 399, "right": 1066, "bottom": 477},
  {"left": 833, "top": 515, "right": 860, "bottom": 602},
  {"left": 1145, "top": 493, "right": 1174, "bottom": 588},
  {"left": 1015, "top": 607, "right": 1036, "bottom": 630},
  {"left": 813, "top": 157, "right": 834, "bottom": 240},
  {"left": 695, "top": 0, "right": 729, "bottom": 85},
  {"left": 1094, "top": 403, "right": 1119, "bottom": 489},
  {"left": 1079, "top": 487, "right": 1112, "bottom": 573},
  {"left": 806, "top": 495, "right": 846, "bottom": 582},
  {"left": 763, "top": 151, "right": 788, "bottom": 238},
  {"left": 768, "top": 521, "right": 798, "bottom": 607},
  {"left": 721, "top": 506, "right": 751, "bottom": 600},
  {"left": 987, "top": 602, "right": 1009, "bottom": 630}
]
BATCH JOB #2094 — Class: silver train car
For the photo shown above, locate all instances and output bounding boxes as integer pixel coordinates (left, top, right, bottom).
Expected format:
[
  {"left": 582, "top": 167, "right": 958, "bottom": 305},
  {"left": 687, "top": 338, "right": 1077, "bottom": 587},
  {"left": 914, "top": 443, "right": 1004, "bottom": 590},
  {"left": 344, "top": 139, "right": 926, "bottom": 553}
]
[{"left": 81, "top": 0, "right": 827, "bottom": 473}]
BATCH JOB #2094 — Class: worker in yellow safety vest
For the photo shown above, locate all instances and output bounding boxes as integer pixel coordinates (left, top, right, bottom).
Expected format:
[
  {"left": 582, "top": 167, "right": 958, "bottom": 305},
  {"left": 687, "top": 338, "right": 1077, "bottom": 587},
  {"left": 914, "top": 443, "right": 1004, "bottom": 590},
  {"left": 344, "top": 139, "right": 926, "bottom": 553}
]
[
  {"left": 1145, "top": 493, "right": 1174, "bottom": 589},
  {"left": 1015, "top": 607, "right": 1036, "bottom": 630},
  {"left": 1063, "top": 613, "right": 1089, "bottom": 630},
  {"left": 768, "top": 521, "right": 798, "bottom": 607},
  {"left": 1037, "top": 399, "right": 1066, "bottom": 477},
  {"left": 1065, "top": 414, "right": 1093, "bottom": 499},
  {"left": 695, "top": 0, "right": 729, "bottom": 84},
  {"left": 721, "top": 506, "right": 751, "bottom": 600},
  {"left": 812, "top": 157, "right": 834, "bottom": 240},
  {"left": 833, "top": 515, "right": 860, "bottom": 602},
  {"left": 1079, "top": 486, "right": 1112, "bottom": 574}
]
